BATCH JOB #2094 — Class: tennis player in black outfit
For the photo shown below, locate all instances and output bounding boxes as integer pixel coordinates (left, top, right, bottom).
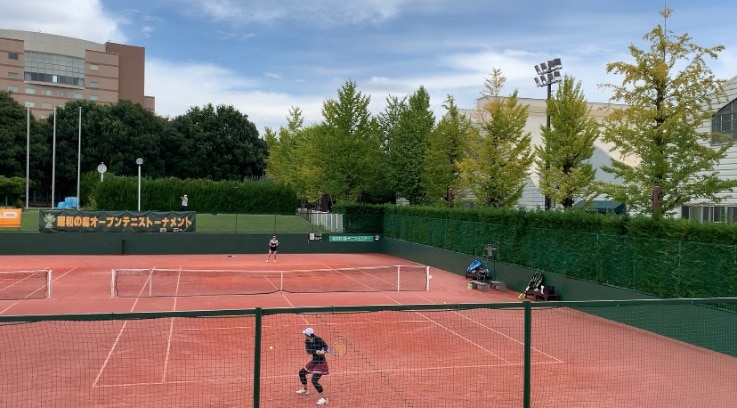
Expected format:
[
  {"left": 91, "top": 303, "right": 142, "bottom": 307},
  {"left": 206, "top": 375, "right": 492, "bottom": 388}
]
[
  {"left": 266, "top": 235, "right": 279, "bottom": 262},
  {"left": 296, "top": 327, "right": 329, "bottom": 405}
]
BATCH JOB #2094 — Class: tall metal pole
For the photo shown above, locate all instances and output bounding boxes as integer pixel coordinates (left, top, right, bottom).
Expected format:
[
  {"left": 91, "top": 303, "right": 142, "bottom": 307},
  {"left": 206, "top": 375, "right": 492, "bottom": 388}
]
[
  {"left": 137, "top": 164, "right": 141, "bottom": 212},
  {"left": 51, "top": 106, "right": 56, "bottom": 208},
  {"left": 76, "top": 107, "right": 82, "bottom": 210},
  {"left": 136, "top": 158, "right": 143, "bottom": 211},
  {"left": 533, "top": 58, "right": 563, "bottom": 211},
  {"left": 25, "top": 107, "right": 30, "bottom": 209}
]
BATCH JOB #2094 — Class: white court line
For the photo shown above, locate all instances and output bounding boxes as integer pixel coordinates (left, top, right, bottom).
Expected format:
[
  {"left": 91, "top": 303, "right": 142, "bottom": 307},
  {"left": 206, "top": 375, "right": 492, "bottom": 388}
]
[
  {"left": 161, "top": 268, "right": 182, "bottom": 384},
  {"left": 313, "top": 310, "right": 564, "bottom": 365},
  {"left": 453, "top": 311, "right": 564, "bottom": 363},
  {"left": 92, "top": 266, "right": 151, "bottom": 388}
]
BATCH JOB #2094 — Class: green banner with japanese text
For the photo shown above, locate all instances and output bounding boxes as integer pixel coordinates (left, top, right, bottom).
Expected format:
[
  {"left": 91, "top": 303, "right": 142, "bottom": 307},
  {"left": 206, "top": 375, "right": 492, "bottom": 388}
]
[
  {"left": 39, "top": 210, "right": 196, "bottom": 233},
  {"left": 327, "top": 235, "right": 379, "bottom": 242}
]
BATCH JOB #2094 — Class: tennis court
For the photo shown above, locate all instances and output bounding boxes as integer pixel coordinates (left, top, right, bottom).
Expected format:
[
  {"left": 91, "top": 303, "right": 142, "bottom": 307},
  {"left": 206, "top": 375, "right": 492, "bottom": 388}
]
[{"left": 1, "top": 254, "right": 737, "bottom": 407}]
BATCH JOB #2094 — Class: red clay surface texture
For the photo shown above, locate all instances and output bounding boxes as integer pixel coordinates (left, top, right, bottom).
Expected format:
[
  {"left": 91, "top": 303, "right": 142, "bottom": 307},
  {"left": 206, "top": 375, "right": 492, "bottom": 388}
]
[{"left": 1, "top": 253, "right": 735, "bottom": 408}]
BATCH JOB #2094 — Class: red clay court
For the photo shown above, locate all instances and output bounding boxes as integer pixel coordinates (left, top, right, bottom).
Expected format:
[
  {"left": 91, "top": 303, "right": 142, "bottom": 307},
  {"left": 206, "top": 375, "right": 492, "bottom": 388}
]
[{"left": 1, "top": 253, "right": 736, "bottom": 407}]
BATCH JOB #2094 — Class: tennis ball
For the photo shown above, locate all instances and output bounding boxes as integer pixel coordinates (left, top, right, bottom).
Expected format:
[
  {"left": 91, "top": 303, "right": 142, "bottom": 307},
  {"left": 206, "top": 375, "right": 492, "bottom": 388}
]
[{"left": 269, "top": 345, "right": 274, "bottom": 350}]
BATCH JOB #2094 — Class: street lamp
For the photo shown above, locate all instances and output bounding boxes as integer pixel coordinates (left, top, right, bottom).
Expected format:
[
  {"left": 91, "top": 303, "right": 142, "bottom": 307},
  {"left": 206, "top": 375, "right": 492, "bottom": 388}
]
[
  {"left": 136, "top": 158, "right": 143, "bottom": 211},
  {"left": 533, "top": 58, "right": 563, "bottom": 210}
]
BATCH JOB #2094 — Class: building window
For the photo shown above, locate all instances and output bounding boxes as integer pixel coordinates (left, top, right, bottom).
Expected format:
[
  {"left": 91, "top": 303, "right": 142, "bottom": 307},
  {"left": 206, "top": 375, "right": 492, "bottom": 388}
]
[
  {"left": 24, "top": 51, "right": 85, "bottom": 87},
  {"left": 712, "top": 99, "right": 737, "bottom": 143},
  {"left": 7, "top": 86, "right": 18, "bottom": 93},
  {"left": 89, "top": 64, "right": 99, "bottom": 71},
  {"left": 41, "top": 102, "right": 52, "bottom": 109},
  {"left": 41, "top": 89, "right": 53, "bottom": 96},
  {"left": 73, "top": 93, "right": 83, "bottom": 99},
  {"left": 714, "top": 206, "right": 726, "bottom": 223},
  {"left": 58, "top": 91, "right": 66, "bottom": 97},
  {"left": 8, "top": 52, "right": 19, "bottom": 60},
  {"left": 24, "top": 101, "right": 35, "bottom": 108},
  {"left": 24, "top": 88, "right": 35, "bottom": 95},
  {"left": 8, "top": 72, "right": 18, "bottom": 78},
  {"left": 89, "top": 81, "right": 99, "bottom": 88},
  {"left": 89, "top": 95, "right": 98, "bottom": 101}
]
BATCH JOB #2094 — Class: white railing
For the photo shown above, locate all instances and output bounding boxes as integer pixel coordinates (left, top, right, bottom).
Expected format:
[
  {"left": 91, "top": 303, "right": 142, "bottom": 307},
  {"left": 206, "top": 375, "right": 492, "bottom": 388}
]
[{"left": 307, "top": 211, "right": 343, "bottom": 232}]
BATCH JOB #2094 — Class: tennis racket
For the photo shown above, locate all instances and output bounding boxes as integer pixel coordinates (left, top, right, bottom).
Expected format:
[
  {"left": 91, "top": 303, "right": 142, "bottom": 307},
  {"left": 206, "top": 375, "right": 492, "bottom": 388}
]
[{"left": 327, "top": 341, "right": 347, "bottom": 357}]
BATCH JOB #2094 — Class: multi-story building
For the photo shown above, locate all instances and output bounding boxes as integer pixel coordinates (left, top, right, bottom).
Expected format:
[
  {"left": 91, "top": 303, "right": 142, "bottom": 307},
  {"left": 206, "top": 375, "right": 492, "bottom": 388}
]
[
  {"left": 686, "top": 74, "right": 737, "bottom": 222},
  {"left": 0, "top": 29, "right": 154, "bottom": 118}
]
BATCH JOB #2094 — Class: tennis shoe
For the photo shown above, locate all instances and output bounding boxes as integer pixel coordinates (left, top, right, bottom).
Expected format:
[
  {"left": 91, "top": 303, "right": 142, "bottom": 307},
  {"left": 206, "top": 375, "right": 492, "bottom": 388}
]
[
  {"left": 296, "top": 389, "right": 309, "bottom": 395},
  {"left": 316, "top": 397, "right": 328, "bottom": 405}
]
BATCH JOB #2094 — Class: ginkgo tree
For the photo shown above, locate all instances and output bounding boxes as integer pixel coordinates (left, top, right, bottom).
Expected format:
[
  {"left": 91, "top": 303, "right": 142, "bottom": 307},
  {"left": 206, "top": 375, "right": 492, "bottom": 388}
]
[
  {"left": 460, "top": 69, "right": 533, "bottom": 208},
  {"left": 536, "top": 76, "right": 599, "bottom": 209},
  {"left": 596, "top": 7, "right": 737, "bottom": 217}
]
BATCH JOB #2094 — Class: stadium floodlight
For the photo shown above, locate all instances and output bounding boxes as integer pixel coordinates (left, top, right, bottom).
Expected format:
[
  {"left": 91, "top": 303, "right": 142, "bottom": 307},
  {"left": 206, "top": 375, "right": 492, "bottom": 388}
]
[{"left": 533, "top": 58, "right": 563, "bottom": 211}]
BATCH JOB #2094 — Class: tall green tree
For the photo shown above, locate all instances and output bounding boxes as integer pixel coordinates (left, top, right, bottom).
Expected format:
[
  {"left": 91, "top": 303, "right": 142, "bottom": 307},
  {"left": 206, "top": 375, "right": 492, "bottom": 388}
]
[
  {"left": 317, "top": 81, "right": 383, "bottom": 204},
  {"left": 536, "top": 76, "right": 599, "bottom": 209},
  {"left": 82, "top": 100, "right": 166, "bottom": 180},
  {"left": 422, "top": 95, "right": 471, "bottom": 206},
  {"left": 0, "top": 91, "right": 28, "bottom": 178},
  {"left": 0, "top": 92, "right": 49, "bottom": 205},
  {"left": 266, "top": 108, "right": 323, "bottom": 207},
  {"left": 386, "top": 86, "right": 435, "bottom": 204},
  {"left": 265, "top": 107, "right": 303, "bottom": 185},
  {"left": 165, "top": 103, "right": 267, "bottom": 181},
  {"left": 597, "top": 7, "right": 737, "bottom": 217},
  {"left": 461, "top": 69, "right": 533, "bottom": 207}
]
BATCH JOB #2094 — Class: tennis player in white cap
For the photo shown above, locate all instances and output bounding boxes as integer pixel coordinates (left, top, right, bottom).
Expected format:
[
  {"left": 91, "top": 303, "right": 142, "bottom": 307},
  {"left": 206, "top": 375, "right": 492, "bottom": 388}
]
[{"left": 296, "top": 327, "right": 330, "bottom": 405}]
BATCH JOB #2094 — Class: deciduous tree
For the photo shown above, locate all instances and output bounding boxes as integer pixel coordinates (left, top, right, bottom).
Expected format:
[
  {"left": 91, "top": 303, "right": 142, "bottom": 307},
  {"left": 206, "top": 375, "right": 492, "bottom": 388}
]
[
  {"left": 597, "top": 7, "right": 737, "bottom": 217},
  {"left": 536, "top": 76, "right": 598, "bottom": 209},
  {"left": 461, "top": 69, "right": 533, "bottom": 207}
]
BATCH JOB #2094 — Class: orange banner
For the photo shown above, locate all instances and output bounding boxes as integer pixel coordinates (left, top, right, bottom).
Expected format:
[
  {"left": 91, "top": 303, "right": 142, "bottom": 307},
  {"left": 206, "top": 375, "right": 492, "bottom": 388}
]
[{"left": 0, "top": 208, "right": 22, "bottom": 228}]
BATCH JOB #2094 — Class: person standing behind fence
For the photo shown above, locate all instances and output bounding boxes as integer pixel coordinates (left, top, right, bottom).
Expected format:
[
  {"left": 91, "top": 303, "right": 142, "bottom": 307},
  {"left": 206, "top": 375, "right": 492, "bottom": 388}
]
[
  {"left": 266, "top": 235, "right": 279, "bottom": 262},
  {"left": 180, "top": 194, "right": 188, "bottom": 211}
]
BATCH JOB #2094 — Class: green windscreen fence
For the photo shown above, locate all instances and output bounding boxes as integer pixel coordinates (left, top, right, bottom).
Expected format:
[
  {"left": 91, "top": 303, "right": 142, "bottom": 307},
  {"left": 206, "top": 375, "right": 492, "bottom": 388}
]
[
  {"left": 383, "top": 214, "right": 737, "bottom": 298},
  {"left": 1, "top": 299, "right": 736, "bottom": 407}
]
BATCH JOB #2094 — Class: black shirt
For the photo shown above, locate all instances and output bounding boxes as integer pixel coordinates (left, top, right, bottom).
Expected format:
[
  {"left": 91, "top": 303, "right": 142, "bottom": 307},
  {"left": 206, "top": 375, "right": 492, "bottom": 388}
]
[{"left": 304, "top": 335, "right": 328, "bottom": 362}]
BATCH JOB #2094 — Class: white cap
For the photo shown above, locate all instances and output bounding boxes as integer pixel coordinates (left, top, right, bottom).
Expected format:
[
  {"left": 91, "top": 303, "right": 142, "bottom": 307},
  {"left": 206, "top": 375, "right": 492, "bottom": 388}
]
[{"left": 302, "top": 327, "right": 314, "bottom": 336}]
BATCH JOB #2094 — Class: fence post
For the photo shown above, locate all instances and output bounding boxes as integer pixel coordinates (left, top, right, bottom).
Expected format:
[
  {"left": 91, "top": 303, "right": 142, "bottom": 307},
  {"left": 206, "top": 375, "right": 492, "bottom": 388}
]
[
  {"left": 253, "top": 307, "right": 263, "bottom": 408},
  {"left": 523, "top": 300, "right": 531, "bottom": 408}
]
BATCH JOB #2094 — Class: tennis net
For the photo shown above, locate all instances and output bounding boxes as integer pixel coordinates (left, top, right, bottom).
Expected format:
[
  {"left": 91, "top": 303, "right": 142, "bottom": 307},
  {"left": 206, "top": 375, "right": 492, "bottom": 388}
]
[
  {"left": 111, "top": 265, "right": 430, "bottom": 297},
  {"left": 0, "top": 270, "right": 52, "bottom": 299}
]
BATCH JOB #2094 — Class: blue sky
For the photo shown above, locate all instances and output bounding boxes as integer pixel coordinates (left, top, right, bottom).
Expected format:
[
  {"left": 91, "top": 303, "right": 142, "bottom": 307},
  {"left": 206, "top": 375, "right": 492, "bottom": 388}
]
[{"left": 3, "top": 0, "right": 737, "bottom": 133}]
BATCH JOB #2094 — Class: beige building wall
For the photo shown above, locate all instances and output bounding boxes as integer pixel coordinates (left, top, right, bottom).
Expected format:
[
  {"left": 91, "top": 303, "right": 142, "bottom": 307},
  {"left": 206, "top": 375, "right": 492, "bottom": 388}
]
[{"left": 0, "top": 29, "right": 154, "bottom": 118}]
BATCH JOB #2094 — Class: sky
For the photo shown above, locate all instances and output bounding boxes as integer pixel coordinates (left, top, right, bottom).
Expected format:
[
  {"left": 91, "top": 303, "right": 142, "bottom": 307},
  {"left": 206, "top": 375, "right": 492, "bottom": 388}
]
[{"left": 2, "top": 0, "right": 737, "bottom": 134}]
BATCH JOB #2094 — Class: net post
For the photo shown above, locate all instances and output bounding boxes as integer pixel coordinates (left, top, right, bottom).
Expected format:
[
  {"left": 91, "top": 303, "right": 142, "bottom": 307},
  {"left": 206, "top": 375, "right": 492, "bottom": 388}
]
[
  {"left": 396, "top": 265, "right": 400, "bottom": 292},
  {"left": 148, "top": 268, "right": 153, "bottom": 297},
  {"left": 110, "top": 269, "right": 115, "bottom": 298},
  {"left": 47, "top": 270, "right": 52, "bottom": 299},
  {"left": 425, "top": 266, "right": 430, "bottom": 291}
]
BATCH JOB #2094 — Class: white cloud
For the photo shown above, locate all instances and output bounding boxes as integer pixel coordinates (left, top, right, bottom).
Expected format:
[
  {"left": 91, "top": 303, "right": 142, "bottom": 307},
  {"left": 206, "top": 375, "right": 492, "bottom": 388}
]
[
  {"left": 0, "top": 0, "right": 126, "bottom": 43},
  {"left": 146, "top": 59, "right": 324, "bottom": 131},
  {"left": 181, "top": 0, "right": 415, "bottom": 25}
]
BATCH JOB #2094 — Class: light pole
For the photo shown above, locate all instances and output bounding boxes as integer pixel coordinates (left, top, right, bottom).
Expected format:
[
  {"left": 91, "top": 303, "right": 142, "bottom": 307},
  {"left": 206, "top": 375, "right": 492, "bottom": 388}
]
[
  {"left": 533, "top": 58, "right": 563, "bottom": 211},
  {"left": 136, "top": 158, "right": 143, "bottom": 211},
  {"left": 76, "top": 107, "right": 82, "bottom": 210}
]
